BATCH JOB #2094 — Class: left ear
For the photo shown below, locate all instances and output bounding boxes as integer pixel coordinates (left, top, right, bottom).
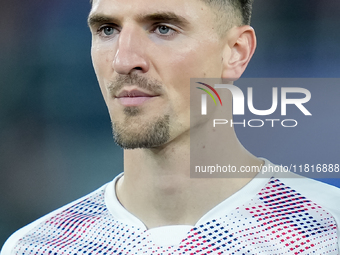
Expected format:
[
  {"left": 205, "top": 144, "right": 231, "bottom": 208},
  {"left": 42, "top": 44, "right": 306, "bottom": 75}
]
[{"left": 221, "top": 25, "right": 256, "bottom": 80}]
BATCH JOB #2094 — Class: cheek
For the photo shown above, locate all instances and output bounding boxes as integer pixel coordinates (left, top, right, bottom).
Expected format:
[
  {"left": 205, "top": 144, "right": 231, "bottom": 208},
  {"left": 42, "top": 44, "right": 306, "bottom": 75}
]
[
  {"left": 91, "top": 42, "right": 115, "bottom": 78},
  {"left": 162, "top": 44, "right": 222, "bottom": 109},
  {"left": 163, "top": 41, "right": 223, "bottom": 84},
  {"left": 91, "top": 42, "right": 116, "bottom": 101}
]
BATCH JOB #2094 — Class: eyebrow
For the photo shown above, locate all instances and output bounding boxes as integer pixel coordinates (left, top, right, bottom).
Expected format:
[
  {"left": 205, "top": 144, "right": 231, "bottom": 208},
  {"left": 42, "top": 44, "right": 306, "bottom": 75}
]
[
  {"left": 136, "top": 12, "right": 190, "bottom": 27},
  {"left": 87, "top": 14, "right": 120, "bottom": 28},
  {"left": 88, "top": 11, "right": 190, "bottom": 28}
]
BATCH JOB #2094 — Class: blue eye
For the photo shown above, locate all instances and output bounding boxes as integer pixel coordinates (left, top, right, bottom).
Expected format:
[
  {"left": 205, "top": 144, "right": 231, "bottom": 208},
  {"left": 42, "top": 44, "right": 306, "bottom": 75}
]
[
  {"left": 103, "top": 27, "right": 115, "bottom": 36},
  {"left": 158, "top": 25, "right": 171, "bottom": 35}
]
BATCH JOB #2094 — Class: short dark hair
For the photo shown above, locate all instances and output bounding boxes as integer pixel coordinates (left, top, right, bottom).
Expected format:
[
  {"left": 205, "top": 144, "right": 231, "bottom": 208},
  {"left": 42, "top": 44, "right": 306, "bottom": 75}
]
[
  {"left": 89, "top": 0, "right": 253, "bottom": 33},
  {"left": 208, "top": 0, "right": 253, "bottom": 25},
  {"left": 200, "top": 0, "right": 254, "bottom": 34}
]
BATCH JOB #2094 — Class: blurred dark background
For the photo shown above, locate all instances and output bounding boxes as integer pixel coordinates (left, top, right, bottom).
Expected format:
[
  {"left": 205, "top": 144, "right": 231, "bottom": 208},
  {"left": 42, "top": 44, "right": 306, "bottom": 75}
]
[{"left": 1, "top": 0, "right": 340, "bottom": 246}]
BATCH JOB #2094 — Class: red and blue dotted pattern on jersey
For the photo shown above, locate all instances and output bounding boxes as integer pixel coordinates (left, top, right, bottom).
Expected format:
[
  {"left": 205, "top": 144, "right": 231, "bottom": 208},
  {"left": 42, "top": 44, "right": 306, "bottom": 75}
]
[{"left": 14, "top": 178, "right": 339, "bottom": 254}]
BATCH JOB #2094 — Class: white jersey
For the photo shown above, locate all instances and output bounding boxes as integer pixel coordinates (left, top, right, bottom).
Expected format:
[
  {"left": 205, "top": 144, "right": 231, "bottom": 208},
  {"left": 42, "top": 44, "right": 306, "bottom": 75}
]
[{"left": 2, "top": 159, "right": 340, "bottom": 254}]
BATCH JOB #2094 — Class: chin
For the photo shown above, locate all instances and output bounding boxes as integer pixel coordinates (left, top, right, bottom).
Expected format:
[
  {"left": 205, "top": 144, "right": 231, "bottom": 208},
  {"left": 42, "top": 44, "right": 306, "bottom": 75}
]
[{"left": 112, "top": 115, "right": 171, "bottom": 149}]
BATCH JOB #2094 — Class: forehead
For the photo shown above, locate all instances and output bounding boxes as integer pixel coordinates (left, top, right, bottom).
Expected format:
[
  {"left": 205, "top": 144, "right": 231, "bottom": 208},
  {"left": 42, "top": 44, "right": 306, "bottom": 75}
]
[{"left": 90, "top": 0, "right": 214, "bottom": 25}]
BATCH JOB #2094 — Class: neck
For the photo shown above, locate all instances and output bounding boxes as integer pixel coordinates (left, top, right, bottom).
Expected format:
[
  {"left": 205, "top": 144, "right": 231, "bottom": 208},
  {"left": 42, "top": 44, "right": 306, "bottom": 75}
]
[{"left": 116, "top": 119, "right": 263, "bottom": 229}]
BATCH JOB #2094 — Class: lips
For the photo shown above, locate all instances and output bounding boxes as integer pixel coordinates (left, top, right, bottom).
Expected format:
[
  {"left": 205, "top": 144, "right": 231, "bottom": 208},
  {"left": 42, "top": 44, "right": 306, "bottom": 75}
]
[
  {"left": 115, "top": 89, "right": 158, "bottom": 107},
  {"left": 116, "top": 89, "right": 154, "bottom": 98}
]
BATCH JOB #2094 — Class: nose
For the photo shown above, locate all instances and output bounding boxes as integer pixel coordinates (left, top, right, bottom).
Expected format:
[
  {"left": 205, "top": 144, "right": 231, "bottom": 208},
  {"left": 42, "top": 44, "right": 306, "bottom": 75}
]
[{"left": 113, "top": 27, "right": 150, "bottom": 74}]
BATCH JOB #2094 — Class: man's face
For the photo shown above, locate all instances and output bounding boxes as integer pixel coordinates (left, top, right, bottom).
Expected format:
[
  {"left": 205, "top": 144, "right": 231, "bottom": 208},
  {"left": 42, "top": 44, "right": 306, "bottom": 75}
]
[{"left": 89, "top": 0, "right": 228, "bottom": 149}]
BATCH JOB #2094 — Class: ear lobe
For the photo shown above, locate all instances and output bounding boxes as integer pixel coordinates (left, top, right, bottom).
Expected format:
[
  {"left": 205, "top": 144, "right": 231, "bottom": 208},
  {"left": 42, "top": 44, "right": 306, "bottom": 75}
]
[{"left": 221, "top": 26, "right": 256, "bottom": 80}]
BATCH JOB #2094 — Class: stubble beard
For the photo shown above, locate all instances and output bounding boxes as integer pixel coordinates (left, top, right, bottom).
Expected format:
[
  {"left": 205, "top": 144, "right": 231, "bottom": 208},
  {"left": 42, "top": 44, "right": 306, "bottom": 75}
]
[
  {"left": 107, "top": 73, "right": 171, "bottom": 149},
  {"left": 111, "top": 108, "right": 170, "bottom": 149}
]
